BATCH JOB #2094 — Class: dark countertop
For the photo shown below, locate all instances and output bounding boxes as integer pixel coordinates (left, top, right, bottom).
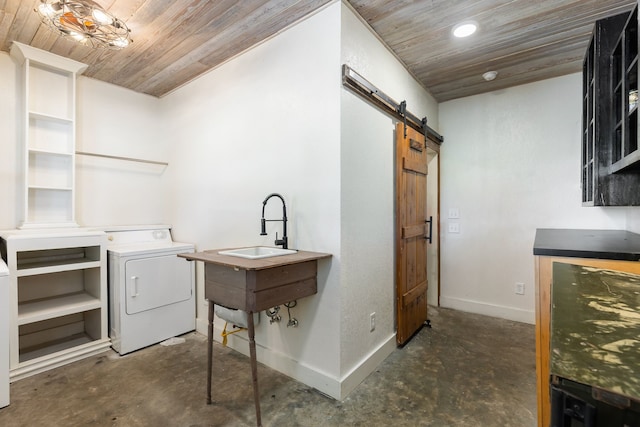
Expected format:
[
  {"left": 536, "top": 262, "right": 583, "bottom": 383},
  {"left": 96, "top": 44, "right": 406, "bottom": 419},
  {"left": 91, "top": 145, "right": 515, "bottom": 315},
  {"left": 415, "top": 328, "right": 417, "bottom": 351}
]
[{"left": 533, "top": 229, "right": 640, "bottom": 261}]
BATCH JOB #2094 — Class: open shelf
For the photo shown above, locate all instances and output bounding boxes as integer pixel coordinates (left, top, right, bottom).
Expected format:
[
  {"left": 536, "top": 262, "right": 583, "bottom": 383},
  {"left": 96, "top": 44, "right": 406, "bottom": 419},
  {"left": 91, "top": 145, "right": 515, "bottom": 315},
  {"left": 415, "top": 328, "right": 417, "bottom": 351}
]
[
  {"left": 26, "top": 188, "right": 74, "bottom": 224},
  {"left": 17, "top": 308, "right": 105, "bottom": 365},
  {"left": 17, "top": 292, "right": 102, "bottom": 325},
  {"left": 16, "top": 259, "right": 101, "bottom": 276},
  {"left": 27, "top": 62, "right": 73, "bottom": 119},
  {"left": 28, "top": 151, "right": 73, "bottom": 189},
  {"left": 2, "top": 230, "right": 108, "bottom": 377},
  {"left": 10, "top": 42, "right": 86, "bottom": 228},
  {"left": 610, "top": 150, "right": 640, "bottom": 173},
  {"left": 28, "top": 115, "right": 73, "bottom": 154},
  {"left": 17, "top": 245, "right": 100, "bottom": 268},
  {"left": 28, "top": 111, "right": 73, "bottom": 123},
  {"left": 4, "top": 43, "right": 106, "bottom": 380}
]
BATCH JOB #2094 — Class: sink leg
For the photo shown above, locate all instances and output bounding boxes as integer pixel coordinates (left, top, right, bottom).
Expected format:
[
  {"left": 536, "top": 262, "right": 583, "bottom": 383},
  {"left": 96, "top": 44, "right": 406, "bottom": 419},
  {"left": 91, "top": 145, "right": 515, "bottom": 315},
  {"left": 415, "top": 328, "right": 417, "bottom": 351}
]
[
  {"left": 248, "top": 312, "right": 262, "bottom": 427},
  {"left": 207, "top": 300, "right": 214, "bottom": 404}
]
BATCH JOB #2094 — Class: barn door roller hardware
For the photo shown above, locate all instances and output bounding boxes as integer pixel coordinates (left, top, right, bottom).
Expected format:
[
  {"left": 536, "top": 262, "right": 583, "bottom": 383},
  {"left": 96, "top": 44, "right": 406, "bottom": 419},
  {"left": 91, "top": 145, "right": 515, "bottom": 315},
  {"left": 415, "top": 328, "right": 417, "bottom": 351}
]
[
  {"left": 396, "top": 101, "right": 429, "bottom": 139},
  {"left": 341, "top": 64, "right": 443, "bottom": 144}
]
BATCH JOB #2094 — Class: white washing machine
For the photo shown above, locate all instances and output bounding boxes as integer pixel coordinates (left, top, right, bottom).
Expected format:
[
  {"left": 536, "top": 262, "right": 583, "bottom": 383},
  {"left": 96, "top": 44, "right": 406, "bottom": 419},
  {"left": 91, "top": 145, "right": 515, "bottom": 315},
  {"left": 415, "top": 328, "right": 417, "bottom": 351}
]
[
  {"left": 105, "top": 226, "right": 195, "bottom": 355},
  {"left": 0, "top": 259, "right": 9, "bottom": 408}
]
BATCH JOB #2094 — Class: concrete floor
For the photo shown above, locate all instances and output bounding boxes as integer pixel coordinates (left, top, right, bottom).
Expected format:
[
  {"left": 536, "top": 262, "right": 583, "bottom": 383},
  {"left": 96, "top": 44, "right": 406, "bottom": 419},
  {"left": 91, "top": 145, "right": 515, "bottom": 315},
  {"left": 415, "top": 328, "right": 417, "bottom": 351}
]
[{"left": 0, "top": 307, "right": 536, "bottom": 426}]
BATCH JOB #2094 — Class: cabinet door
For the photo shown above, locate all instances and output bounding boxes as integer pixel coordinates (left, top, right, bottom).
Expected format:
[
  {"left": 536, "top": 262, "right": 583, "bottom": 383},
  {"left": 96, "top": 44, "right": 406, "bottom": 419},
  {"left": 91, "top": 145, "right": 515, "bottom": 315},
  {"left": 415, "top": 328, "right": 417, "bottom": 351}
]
[
  {"left": 581, "top": 11, "right": 640, "bottom": 206},
  {"left": 610, "top": 6, "right": 639, "bottom": 173},
  {"left": 535, "top": 256, "right": 640, "bottom": 427},
  {"left": 550, "top": 262, "right": 640, "bottom": 401},
  {"left": 125, "top": 255, "right": 193, "bottom": 315}
]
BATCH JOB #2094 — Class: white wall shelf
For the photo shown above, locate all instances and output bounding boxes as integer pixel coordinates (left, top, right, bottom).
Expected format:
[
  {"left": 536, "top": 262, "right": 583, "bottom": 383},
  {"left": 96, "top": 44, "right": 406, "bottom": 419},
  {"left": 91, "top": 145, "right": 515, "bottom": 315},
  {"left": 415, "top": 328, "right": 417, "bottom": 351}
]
[
  {"left": 10, "top": 42, "right": 87, "bottom": 228},
  {"left": 16, "top": 259, "right": 101, "bottom": 276},
  {"left": 28, "top": 111, "right": 73, "bottom": 123}
]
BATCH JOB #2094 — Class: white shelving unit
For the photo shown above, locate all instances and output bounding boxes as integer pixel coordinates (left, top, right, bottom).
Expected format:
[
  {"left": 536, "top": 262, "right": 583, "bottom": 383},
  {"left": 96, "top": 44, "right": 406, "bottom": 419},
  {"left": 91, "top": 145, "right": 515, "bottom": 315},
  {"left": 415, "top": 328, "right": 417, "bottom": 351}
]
[
  {"left": 10, "top": 42, "right": 87, "bottom": 229},
  {"left": 0, "top": 230, "right": 110, "bottom": 381}
]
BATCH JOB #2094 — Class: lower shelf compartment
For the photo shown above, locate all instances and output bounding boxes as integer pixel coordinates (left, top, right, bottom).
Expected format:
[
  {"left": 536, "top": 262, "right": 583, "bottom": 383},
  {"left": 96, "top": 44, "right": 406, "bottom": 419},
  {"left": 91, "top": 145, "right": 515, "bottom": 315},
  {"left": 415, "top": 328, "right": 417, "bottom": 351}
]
[
  {"left": 20, "top": 332, "right": 94, "bottom": 363},
  {"left": 17, "top": 309, "right": 105, "bottom": 364},
  {"left": 10, "top": 337, "right": 111, "bottom": 382}
]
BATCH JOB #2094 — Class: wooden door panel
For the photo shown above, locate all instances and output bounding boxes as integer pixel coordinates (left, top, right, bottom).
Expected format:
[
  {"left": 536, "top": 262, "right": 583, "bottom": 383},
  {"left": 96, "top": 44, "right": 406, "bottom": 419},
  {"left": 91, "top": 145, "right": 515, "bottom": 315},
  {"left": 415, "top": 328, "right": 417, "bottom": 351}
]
[
  {"left": 402, "top": 224, "right": 426, "bottom": 239},
  {"left": 396, "top": 122, "right": 429, "bottom": 345}
]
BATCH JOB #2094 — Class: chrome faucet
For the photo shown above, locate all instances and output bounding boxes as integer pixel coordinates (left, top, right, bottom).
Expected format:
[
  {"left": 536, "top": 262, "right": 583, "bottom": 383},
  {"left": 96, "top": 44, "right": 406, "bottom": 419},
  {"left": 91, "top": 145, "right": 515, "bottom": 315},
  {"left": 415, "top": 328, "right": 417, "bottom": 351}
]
[{"left": 260, "top": 193, "right": 288, "bottom": 249}]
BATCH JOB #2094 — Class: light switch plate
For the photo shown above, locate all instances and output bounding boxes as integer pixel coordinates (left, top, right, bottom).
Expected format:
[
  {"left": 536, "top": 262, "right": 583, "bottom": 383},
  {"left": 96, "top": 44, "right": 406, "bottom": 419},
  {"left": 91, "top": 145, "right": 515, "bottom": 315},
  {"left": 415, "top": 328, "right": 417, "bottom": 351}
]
[
  {"left": 448, "top": 208, "right": 460, "bottom": 219},
  {"left": 448, "top": 222, "right": 460, "bottom": 233}
]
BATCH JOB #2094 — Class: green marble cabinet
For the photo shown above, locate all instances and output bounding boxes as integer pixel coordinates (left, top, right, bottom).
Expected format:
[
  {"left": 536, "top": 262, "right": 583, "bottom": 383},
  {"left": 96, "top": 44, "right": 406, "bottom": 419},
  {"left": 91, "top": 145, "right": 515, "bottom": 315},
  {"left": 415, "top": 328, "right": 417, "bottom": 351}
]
[{"left": 535, "top": 257, "right": 640, "bottom": 427}]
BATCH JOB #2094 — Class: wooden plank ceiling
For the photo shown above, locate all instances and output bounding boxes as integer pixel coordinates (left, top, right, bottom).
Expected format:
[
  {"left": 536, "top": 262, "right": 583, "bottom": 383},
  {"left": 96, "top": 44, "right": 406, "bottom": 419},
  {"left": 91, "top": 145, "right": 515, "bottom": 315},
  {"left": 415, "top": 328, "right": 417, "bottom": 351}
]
[
  {"left": 349, "top": 0, "right": 637, "bottom": 101},
  {"left": 0, "top": 0, "right": 636, "bottom": 101}
]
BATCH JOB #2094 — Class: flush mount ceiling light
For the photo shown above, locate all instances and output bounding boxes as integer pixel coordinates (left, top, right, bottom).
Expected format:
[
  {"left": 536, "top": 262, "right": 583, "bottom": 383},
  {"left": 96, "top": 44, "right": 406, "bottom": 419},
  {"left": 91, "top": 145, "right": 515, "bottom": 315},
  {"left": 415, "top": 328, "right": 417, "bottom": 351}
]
[
  {"left": 482, "top": 71, "right": 498, "bottom": 81},
  {"left": 36, "top": 0, "right": 132, "bottom": 49},
  {"left": 452, "top": 21, "right": 478, "bottom": 38}
]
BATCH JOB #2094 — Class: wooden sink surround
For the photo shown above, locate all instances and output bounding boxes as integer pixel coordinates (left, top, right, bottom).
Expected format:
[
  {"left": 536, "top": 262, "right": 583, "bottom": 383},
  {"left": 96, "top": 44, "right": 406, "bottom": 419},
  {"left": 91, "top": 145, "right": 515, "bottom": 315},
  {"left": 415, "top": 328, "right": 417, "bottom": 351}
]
[
  {"left": 178, "top": 248, "right": 331, "bottom": 427},
  {"left": 182, "top": 249, "right": 330, "bottom": 312}
]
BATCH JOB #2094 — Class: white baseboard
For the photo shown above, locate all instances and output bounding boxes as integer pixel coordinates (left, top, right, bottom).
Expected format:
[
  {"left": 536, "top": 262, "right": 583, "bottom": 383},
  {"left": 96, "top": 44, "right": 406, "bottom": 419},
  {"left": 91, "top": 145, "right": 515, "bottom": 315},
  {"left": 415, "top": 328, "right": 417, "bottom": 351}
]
[
  {"left": 439, "top": 296, "right": 534, "bottom": 324},
  {"left": 195, "top": 318, "right": 396, "bottom": 400},
  {"left": 339, "top": 333, "right": 396, "bottom": 398}
]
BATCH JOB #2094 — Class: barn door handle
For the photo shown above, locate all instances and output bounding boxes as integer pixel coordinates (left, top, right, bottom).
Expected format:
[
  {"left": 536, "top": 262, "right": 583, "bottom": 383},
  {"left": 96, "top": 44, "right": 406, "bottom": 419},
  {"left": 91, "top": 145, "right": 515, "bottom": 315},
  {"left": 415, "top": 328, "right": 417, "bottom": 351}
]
[{"left": 424, "top": 217, "right": 433, "bottom": 244}]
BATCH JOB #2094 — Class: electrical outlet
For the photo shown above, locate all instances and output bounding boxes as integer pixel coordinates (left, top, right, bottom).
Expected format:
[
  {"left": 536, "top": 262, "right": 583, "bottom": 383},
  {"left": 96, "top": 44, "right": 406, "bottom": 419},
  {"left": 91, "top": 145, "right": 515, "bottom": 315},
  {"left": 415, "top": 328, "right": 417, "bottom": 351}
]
[
  {"left": 448, "top": 222, "right": 460, "bottom": 233},
  {"left": 370, "top": 312, "right": 376, "bottom": 332},
  {"left": 515, "top": 282, "right": 525, "bottom": 295}
]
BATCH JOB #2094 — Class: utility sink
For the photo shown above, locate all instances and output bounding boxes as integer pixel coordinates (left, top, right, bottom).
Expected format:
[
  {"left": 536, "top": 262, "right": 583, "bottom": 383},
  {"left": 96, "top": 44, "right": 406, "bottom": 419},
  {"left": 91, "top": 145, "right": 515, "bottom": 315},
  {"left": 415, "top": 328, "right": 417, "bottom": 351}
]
[{"left": 218, "top": 246, "right": 297, "bottom": 260}]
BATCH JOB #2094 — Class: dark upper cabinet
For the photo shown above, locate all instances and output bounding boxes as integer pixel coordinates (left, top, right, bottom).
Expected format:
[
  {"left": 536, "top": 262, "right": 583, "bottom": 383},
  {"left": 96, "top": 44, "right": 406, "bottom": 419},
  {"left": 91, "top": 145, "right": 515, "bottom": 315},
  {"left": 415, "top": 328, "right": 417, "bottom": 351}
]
[{"left": 582, "top": 6, "right": 640, "bottom": 206}]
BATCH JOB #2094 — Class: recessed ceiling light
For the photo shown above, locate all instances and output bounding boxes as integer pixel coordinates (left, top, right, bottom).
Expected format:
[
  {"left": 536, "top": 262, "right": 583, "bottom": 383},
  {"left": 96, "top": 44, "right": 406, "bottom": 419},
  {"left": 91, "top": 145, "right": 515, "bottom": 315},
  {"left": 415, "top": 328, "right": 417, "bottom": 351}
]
[
  {"left": 452, "top": 21, "right": 478, "bottom": 38},
  {"left": 482, "top": 71, "right": 498, "bottom": 81}
]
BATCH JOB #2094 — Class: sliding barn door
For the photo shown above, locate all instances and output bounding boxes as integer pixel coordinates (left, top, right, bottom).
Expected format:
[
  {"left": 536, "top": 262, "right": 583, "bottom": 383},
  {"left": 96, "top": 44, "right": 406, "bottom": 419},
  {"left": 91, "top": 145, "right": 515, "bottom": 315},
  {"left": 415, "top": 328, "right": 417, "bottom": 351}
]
[{"left": 395, "top": 122, "right": 429, "bottom": 345}]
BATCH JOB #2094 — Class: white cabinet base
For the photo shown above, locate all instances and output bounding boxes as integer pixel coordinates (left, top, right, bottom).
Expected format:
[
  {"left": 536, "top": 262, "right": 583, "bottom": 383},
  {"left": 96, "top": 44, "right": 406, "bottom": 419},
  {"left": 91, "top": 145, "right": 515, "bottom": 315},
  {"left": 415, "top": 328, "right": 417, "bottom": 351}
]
[
  {"left": 10, "top": 338, "right": 111, "bottom": 382},
  {"left": 1, "top": 229, "right": 109, "bottom": 382}
]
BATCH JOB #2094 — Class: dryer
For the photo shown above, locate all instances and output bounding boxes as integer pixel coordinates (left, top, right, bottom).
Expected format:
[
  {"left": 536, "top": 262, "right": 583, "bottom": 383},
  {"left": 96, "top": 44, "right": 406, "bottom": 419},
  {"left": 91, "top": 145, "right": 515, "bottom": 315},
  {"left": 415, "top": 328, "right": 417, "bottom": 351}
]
[{"left": 105, "top": 226, "right": 195, "bottom": 355}]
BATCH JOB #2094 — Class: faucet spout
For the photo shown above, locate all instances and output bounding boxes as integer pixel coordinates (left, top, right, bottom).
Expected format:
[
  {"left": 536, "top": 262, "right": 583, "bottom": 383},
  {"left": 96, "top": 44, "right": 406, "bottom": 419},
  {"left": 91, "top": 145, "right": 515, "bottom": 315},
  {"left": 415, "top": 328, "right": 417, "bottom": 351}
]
[{"left": 260, "top": 193, "right": 288, "bottom": 249}]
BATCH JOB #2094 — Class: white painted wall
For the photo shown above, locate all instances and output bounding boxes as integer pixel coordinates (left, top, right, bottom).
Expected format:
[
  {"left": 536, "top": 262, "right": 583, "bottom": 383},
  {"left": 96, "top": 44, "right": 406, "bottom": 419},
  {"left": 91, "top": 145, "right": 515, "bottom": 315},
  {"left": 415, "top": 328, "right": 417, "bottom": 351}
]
[
  {"left": 439, "top": 73, "right": 631, "bottom": 324},
  {"left": 426, "top": 154, "right": 439, "bottom": 306},
  {"left": 627, "top": 210, "right": 640, "bottom": 233},
  {"left": 76, "top": 78, "right": 167, "bottom": 227},
  {"left": 0, "top": 52, "right": 167, "bottom": 230},
  {"left": 339, "top": 2, "right": 439, "bottom": 391},
  {"left": 0, "top": 52, "right": 19, "bottom": 229},
  {"left": 156, "top": 1, "right": 440, "bottom": 399},
  {"left": 161, "top": 2, "right": 343, "bottom": 397}
]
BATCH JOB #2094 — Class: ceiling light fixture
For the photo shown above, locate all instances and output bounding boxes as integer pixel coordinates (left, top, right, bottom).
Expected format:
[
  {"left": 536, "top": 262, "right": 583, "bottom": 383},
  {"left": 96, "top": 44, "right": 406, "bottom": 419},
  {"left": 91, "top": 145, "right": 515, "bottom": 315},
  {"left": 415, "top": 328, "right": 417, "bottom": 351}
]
[
  {"left": 482, "top": 71, "right": 498, "bottom": 81},
  {"left": 35, "top": 0, "right": 132, "bottom": 49},
  {"left": 452, "top": 21, "right": 478, "bottom": 38}
]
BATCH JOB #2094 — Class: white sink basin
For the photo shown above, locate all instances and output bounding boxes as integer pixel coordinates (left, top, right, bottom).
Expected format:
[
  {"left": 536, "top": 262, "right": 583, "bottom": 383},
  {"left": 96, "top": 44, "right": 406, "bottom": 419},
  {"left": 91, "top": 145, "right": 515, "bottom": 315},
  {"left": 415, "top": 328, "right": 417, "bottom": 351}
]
[{"left": 218, "top": 246, "right": 297, "bottom": 260}]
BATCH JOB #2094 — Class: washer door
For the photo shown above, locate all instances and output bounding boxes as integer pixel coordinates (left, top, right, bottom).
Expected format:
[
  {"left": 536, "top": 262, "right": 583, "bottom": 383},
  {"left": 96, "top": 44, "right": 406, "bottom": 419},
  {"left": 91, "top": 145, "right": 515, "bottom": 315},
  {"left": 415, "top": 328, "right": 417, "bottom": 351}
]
[{"left": 125, "top": 255, "right": 193, "bottom": 315}]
